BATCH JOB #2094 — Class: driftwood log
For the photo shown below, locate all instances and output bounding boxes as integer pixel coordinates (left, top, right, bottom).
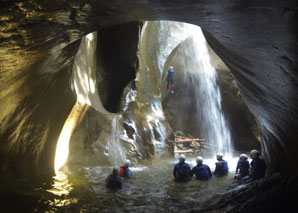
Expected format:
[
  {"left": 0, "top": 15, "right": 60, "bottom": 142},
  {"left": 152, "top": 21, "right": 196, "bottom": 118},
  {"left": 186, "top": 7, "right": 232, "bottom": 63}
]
[{"left": 173, "top": 131, "right": 207, "bottom": 154}]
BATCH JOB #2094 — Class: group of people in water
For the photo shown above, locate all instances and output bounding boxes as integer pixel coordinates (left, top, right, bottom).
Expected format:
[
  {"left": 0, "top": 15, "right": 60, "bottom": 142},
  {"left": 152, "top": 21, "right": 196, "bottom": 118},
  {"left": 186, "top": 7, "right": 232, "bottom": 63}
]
[
  {"left": 105, "top": 149, "right": 266, "bottom": 189},
  {"left": 173, "top": 149, "right": 266, "bottom": 184},
  {"left": 105, "top": 160, "right": 132, "bottom": 189}
]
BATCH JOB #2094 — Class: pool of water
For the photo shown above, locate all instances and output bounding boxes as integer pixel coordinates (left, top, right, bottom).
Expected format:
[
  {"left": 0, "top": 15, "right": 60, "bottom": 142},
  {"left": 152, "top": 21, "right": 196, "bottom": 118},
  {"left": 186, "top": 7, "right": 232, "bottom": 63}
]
[{"left": 31, "top": 157, "right": 240, "bottom": 212}]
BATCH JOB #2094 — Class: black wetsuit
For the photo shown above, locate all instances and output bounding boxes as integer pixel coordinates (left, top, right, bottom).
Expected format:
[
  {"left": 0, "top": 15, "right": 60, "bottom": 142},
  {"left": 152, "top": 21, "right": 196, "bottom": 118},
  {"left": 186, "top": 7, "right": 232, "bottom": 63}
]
[
  {"left": 213, "top": 160, "right": 229, "bottom": 177},
  {"left": 250, "top": 157, "right": 266, "bottom": 180},
  {"left": 105, "top": 175, "right": 122, "bottom": 189},
  {"left": 236, "top": 160, "right": 249, "bottom": 177}
]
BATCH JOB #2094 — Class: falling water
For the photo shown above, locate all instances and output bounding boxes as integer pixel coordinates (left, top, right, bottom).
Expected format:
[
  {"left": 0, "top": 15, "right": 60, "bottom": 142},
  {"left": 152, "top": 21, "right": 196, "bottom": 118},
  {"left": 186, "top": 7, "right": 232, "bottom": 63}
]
[
  {"left": 107, "top": 116, "right": 126, "bottom": 166},
  {"left": 181, "top": 26, "right": 233, "bottom": 157}
]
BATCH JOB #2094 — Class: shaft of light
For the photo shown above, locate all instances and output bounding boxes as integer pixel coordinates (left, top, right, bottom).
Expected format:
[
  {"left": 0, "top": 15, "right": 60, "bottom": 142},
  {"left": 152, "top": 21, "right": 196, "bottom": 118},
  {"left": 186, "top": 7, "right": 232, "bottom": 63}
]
[{"left": 54, "top": 103, "right": 84, "bottom": 172}]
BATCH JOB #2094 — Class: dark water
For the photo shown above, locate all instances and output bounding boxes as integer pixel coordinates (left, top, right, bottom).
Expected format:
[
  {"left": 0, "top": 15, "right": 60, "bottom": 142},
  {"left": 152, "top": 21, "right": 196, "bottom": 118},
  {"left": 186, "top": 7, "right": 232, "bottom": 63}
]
[{"left": 22, "top": 157, "right": 239, "bottom": 212}]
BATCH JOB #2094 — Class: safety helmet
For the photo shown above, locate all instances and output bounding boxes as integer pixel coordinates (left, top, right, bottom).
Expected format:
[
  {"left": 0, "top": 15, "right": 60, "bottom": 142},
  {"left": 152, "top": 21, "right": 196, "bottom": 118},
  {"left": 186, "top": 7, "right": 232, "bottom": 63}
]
[
  {"left": 179, "top": 154, "right": 186, "bottom": 162},
  {"left": 196, "top": 156, "right": 203, "bottom": 164},
  {"left": 250, "top": 149, "right": 260, "bottom": 157},
  {"left": 125, "top": 159, "right": 131, "bottom": 167},
  {"left": 239, "top": 154, "right": 248, "bottom": 160},
  {"left": 216, "top": 153, "right": 224, "bottom": 159},
  {"left": 169, "top": 66, "right": 173, "bottom": 70}
]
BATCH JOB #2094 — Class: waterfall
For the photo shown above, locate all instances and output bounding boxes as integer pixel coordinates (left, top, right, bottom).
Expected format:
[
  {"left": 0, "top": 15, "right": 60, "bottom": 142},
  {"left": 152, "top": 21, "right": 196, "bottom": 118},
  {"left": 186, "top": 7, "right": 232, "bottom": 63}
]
[
  {"left": 148, "top": 21, "right": 233, "bottom": 157},
  {"left": 181, "top": 26, "right": 233, "bottom": 157},
  {"left": 107, "top": 116, "right": 126, "bottom": 166}
]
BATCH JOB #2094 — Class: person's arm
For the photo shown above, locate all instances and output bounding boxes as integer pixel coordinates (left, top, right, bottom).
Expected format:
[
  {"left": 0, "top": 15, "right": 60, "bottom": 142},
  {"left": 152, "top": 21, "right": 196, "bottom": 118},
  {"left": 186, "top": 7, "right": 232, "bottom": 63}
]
[
  {"left": 235, "top": 161, "right": 240, "bottom": 174},
  {"left": 213, "top": 163, "right": 217, "bottom": 175},
  {"left": 127, "top": 169, "right": 132, "bottom": 178},
  {"left": 224, "top": 161, "right": 229, "bottom": 171},
  {"left": 207, "top": 165, "right": 212, "bottom": 177}
]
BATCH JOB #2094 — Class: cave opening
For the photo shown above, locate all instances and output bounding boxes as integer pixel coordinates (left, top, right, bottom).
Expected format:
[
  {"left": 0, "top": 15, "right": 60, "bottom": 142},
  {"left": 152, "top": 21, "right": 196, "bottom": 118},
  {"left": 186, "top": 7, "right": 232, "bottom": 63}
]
[
  {"left": 1, "top": 0, "right": 298, "bottom": 211},
  {"left": 43, "top": 20, "right": 264, "bottom": 212}
]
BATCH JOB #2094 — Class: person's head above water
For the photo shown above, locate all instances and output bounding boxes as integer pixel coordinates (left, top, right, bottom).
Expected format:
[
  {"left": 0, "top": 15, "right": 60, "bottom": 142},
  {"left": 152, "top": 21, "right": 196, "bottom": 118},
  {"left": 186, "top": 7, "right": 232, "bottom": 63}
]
[
  {"left": 112, "top": 167, "right": 119, "bottom": 175},
  {"left": 239, "top": 154, "right": 248, "bottom": 162},
  {"left": 124, "top": 159, "right": 131, "bottom": 167},
  {"left": 179, "top": 154, "right": 186, "bottom": 163},
  {"left": 250, "top": 149, "right": 260, "bottom": 159},
  {"left": 196, "top": 156, "right": 203, "bottom": 164},
  {"left": 169, "top": 66, "right": 173, "bottom": 70},
  {"left": 216, "top": 153, "right": 224, "bottom": 161}
]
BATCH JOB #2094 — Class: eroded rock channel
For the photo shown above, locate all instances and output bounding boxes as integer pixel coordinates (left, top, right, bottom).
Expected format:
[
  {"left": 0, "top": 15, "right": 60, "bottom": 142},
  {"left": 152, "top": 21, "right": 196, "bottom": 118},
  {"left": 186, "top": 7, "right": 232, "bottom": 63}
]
[{"left": 0, "top": 1, "right": 298, "bottom": 212}]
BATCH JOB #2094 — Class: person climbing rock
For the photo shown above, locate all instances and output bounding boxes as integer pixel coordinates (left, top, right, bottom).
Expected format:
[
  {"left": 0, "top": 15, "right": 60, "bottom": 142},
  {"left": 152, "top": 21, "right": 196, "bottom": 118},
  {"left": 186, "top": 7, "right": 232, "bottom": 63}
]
[
  {"left": 173, "top": 154, "right": 191, "bottom": 182},
  {"left": 119, "top": 159, "right": 132, "bottom": 178},
  {"left": 105, "top": 167, "right": 122, "bottom": 189},
  {"left": 213, "top": 153, "right": 229, "bottom": 177},
  {"left": 249, "top": 149, "right": 267, "bottom": 180},
  {"left": 191, "top": 156, "right": 212, "bottom": 180},
  {"left": 167, "top": 66, "right": 175, "bottom": 93},
  {"left": 234, "top": 154, "right": 249, "bottom": 184}
]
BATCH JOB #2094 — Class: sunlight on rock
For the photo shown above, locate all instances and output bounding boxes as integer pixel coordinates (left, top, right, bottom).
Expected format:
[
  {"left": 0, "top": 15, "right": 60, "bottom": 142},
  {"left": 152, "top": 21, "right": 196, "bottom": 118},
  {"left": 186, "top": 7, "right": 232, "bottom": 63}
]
[{"left": 54, "top": 103, "right": 86, "bottom": 171}]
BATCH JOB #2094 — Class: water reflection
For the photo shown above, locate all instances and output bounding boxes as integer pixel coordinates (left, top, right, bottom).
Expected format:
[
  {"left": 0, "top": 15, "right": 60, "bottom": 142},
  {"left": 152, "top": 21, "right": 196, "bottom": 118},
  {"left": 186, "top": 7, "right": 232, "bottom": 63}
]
[
  {"left": 41, "top": 157, "right": 240, "bottom": 212},
  {"left": 46, "top": 171, "right": 73, "bottom": 197}
]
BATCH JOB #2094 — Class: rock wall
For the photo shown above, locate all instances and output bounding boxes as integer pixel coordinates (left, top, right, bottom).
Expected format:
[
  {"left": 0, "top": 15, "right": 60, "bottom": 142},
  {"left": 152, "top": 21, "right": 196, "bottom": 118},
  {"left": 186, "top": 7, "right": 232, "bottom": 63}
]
[
  {"left": 97, "top": 22, "right": 141, "bottom": 113},
  {"left": 67, "top": 22, "right": 172, "bottom": 168}
]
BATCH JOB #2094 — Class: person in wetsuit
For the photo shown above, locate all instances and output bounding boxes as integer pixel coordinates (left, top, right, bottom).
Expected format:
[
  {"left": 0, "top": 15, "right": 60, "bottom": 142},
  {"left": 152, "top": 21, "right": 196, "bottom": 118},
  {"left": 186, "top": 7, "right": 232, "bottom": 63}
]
[
  {"left": 234, "top": 153, "right": 250, "bottom": 184},
  {"left": 191, "top": 156, "right": 212, "bottom": 180},
  {"left": 167, "top": 66, "right": 175, "bottom": 93},
  {"left": 235, "top": 154, "right": 250, "bottom": 178},
  {"left": 105, "top": 167, "right": 122, "bottom": 189},
  {"left": 173, "top": 154, "right": 191, "bottom": 182},
  {"left": 249, "top": 149, "right": 267, "bottom": 180},
  {"left": 119, "top": 159, "right": 132, "bottom": 178},
  {"left": 213, "top": 153, "right": 229, "bottom": 177}
]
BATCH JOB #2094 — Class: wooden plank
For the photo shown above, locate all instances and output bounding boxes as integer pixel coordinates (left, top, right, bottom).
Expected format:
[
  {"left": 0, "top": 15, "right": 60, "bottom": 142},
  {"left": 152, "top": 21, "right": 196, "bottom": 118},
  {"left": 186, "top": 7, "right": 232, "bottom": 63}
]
[
  {"left": 174, "top": 149, "right": 194, "bottom": 153},
  {"left": 174, "top": 139, "right": 206, "bottom": 143}
]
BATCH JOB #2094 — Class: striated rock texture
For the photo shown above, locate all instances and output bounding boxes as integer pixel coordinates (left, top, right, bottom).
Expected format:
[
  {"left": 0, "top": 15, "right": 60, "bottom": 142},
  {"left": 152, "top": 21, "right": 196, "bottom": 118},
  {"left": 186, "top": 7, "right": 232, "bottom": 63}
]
[
  {"left": 0, "top": 0, "right": 298, "bottom": 179},
  {"left": 196, "top": 174, "right": 298, "bottom": 213}
]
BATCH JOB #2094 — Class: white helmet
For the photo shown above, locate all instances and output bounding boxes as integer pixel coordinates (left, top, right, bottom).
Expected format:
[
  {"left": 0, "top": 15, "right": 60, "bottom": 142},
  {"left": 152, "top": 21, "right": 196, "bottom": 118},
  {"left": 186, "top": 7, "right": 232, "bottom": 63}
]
[
  {"left": 125, "top": 159, "right": 131, "bottom": 167},
  {"left": 169, "top": 66, "right": 173, "bottom": 70},
  {"left": 216, "top": 153, "right": 224, "bottom": 159},
  {"left": 250, "top": 149, "right": 260, "bottom": 157},
  {"left": 196, "top": 156, "right": 203, "bottom": 164},
  {"left": 240, "top": 154, "right": 248, "bottom": 160},
  {"left": 179, "top": 154, "right": 186, "bottom": 162}
]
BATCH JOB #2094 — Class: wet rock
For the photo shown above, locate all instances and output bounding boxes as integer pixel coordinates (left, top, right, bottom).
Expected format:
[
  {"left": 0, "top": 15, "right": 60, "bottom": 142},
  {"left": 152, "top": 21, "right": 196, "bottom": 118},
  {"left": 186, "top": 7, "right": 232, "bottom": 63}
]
[{"left": 195, "top": 174, "right": 298, "bottom": 212}]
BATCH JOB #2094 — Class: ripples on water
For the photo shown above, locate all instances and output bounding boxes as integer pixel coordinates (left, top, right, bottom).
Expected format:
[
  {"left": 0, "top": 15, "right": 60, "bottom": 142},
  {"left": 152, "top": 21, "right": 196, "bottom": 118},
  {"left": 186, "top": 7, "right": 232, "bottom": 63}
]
[{"left": 35, "top": 157, "right": 240, "bottom": 212}]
